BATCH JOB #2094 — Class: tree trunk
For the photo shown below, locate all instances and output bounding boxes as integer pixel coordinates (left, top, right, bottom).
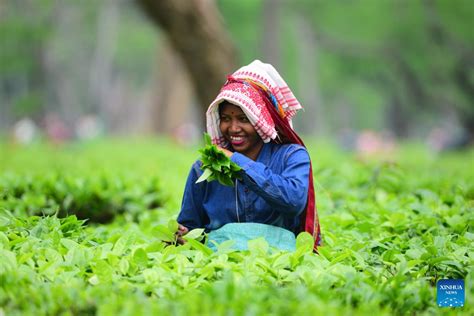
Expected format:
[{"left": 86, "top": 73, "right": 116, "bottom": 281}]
[
  {"left": 386, "top": 94, "right": 410, "bottom": 138},
  {"left": 135, "top": 0, "right": 237, "bottom": 119},
  {"left": 150, "top": 39, "right": 194, "bottom": 134}
]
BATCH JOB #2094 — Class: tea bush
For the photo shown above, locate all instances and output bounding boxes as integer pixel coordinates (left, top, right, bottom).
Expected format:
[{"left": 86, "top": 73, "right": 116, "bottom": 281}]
[
  {"left": 0, "top": 172, "right": 164, "bottom": 222},
  {"left": 0, "top": 139, "right": 472, "bottom": 315}
]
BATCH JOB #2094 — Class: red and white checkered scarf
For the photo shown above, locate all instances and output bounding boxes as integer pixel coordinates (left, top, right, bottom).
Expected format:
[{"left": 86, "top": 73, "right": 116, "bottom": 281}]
[{"left": 206, "top": 60, "right": 302, "bottom": 147}]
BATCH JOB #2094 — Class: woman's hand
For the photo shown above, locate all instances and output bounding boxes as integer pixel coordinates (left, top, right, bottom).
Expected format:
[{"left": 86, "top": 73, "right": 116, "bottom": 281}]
[
  {"left": 176, "top": 224, "right": 189, "bottom": 244},
  {"left": 217, "top": 146, "right": 233, "bottom": 158}
]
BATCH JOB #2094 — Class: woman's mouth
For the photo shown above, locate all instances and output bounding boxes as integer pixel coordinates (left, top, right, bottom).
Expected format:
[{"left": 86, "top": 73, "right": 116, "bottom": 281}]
[{"left": 229, "top": 135, "right": 245, "bottom": 146}]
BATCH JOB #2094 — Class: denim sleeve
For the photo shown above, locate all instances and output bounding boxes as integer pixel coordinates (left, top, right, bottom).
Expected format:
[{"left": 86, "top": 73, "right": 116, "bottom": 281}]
[
  {"left": 230, "top": 147, "right": 310, "bottom": 216},
  {"left": 177, "top": 161, "right": 209, "bottom": 230}
]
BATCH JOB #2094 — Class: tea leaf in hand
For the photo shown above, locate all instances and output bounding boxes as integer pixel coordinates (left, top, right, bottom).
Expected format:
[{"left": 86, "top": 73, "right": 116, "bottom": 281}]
[
  {"left": 196, "top": 168, "right": 213, "bottom": 183},
  {"left": 196, "top": 133, "right": 242, "bottom": 186}
]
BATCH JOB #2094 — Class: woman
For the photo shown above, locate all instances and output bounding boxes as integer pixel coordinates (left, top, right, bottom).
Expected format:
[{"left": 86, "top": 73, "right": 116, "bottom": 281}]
[{"left": 177, "top": 60, "right": 320, "bottom": 251}]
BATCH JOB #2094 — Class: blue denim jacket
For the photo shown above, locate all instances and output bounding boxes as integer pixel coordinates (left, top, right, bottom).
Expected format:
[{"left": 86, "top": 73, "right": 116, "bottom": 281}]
[{"left": 177, "top": 142, "right": 310, "bottom": 234}]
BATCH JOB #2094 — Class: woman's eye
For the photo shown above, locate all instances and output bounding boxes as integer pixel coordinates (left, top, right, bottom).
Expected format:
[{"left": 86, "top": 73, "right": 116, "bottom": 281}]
[
  {"left": 220, "top": 117, "right": 230, "bottom": 122},
  {"left": 240, "top": 117, "right": 249, "bottom": 123}
]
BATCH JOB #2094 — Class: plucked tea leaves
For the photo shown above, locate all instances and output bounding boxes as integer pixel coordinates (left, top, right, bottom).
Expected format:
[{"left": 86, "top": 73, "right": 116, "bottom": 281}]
[{"left": 196, "top": 133, "right": 242, "bottom": 186}]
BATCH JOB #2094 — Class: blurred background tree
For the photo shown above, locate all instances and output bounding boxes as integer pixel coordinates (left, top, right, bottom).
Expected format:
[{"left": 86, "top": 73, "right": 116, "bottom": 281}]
[{"left": 0, "top": 0, "right": 472, "bottom": 147}]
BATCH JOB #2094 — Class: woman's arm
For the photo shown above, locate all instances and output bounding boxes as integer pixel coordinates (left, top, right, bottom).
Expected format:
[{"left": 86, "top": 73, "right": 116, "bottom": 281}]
[
  {"left": 231, "top": 146, "right": 310, "bottom": 216},
  {"left": 177, "top": 162, "right": 209, "bottom": 230}
]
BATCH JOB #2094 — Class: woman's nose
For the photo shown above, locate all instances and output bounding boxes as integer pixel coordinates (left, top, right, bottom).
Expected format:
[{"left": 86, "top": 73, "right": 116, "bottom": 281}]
[{"left": 229, "top": 120, "right": 241, "bottom": 132}]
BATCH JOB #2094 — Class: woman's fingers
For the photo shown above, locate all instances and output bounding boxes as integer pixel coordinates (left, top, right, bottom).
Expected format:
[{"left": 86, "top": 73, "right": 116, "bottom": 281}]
[
  {"left": 177, "top": 224, "right": 189, "bottom": 235},
  {"left": 177, "top": 236, "right": 187, "bottom": 245},
  {"left": 217, "top": 146, "right": 233, "bottom": 158},
  {"left": 175, "top": 224, "right": 189, "bottom": 244}
]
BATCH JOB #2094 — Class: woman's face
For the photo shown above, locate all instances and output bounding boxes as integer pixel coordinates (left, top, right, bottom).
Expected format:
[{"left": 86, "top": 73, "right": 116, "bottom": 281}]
[{"left": 219, "top": 102, "right": 263, "bottom": 161}]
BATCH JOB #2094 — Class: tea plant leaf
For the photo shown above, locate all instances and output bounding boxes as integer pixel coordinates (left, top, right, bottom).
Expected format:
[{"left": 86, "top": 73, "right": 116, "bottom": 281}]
[
  {"left": 0, "top": 249, "right": 17, "bottom": 273},
  {"left": 204, "top": 132, "right": 212, "bottom": 146},
  {"left": 215, "top": 239, "right": 236, "bottom": 253},
  {"left": 60, "top": 238, "right": 79, "bottom": 250},
  {"left": 196, "top": 168, "right": 213, "bottom": 184},
  {"left": 184, "top": 228, "right": 205, "bottom": 240},
  {"left": 0, "top": 232, "right": 9, "bottom": 249},
  {"left": 152, "top": 225, "right": 175, "bottom": 243},
  {"left": 296, "top": 232, "right": 314, "bottom": 253},
  {"left": 248, "top": 237, "right": 269, "bottom": 255},
  {"left": 167, "top": 219, "right": 178, "bottom": 233},
  {"left": 88, "top": 274, "right": 99, "bottom": 285},
  {"left": 94, "top": 260, "right": 113, "bottom": 283},
  {"left": 112, "top": 233, "right": 135, "bottom": 256},
  {"left": 133, "top": 248, "right": 148, "bottom": 268},
  {"left": 185, "top": 238, "right": 213, "bottom": 256},
  {"left": 119, "top": 258, "right": 130, "bottom": 275}
]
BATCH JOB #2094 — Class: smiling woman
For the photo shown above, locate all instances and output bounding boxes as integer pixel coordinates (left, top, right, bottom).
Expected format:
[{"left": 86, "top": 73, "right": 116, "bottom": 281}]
[
  {"left": 177, "top": 60, "right": 321, "bottom": 251},
  {"left": 218, "top": 102, "right": 263, "bottom": 161}
]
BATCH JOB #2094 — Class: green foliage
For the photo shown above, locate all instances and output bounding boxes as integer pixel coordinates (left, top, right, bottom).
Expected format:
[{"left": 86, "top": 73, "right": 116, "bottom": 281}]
[
  {"left": 0, "top": 0, "right": 54, "bottom": 75},
  {"left": 0, "top": 172, "right": 165, "bottom": 223},
  {"left": 0, "top": 0, "right": 157, "bottom": 121},
  {"left": 196, "top": 133, "right": 242, "bottom": 186},
  {"left": 217, "top": 0, "right": 474, "bottom": 135},
  {"left": 216, "top": 0, "right": 264, "bottom": 63},
  {"left": 0, "top": 139, "right": 473, "bottom": 315}
]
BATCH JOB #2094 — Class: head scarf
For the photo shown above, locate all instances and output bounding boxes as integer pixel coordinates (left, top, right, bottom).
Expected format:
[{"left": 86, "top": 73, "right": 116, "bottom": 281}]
[
  {"left": 207, "top": 60, "right": 301, "bottom": 147},
  {"left": 206, "top": 60, "right": 321, "bottom": 250}
]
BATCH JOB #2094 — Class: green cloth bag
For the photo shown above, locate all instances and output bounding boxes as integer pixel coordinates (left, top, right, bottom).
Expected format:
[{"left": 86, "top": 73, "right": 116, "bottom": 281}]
[{"left": 207, "top": 222, "right": 296, "bottom": 252}]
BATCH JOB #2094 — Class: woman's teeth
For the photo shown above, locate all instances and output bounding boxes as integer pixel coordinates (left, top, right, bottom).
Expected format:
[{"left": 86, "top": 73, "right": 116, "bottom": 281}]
[{"left": 230, "top": 136, "right": 244, "bottom": 145}]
